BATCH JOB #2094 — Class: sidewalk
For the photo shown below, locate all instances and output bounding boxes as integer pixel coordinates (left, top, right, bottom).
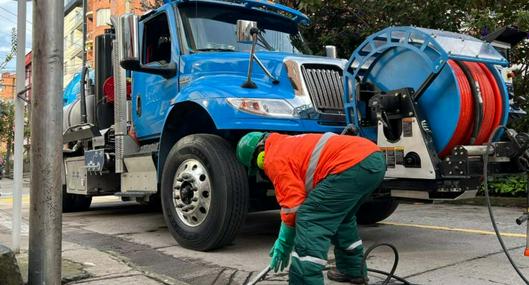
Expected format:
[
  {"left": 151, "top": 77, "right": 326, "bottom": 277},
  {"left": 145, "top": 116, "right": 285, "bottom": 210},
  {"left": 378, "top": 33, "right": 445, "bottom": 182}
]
[
  {"left": 0, "top": 177, "right": 31, "bottom": 197},
  {"left": 0, "top": 184, "right": 186, "bottom": 285},
  {"left": 11, "top": 240, "right": 183, "bottom": 285}
]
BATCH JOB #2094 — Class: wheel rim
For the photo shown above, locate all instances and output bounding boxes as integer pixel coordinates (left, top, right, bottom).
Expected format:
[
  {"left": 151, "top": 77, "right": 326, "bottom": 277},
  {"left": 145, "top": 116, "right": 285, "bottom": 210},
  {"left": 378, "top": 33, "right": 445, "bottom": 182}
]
[{"left": 172, "top": 158, "right": 212, "bottom": 227}]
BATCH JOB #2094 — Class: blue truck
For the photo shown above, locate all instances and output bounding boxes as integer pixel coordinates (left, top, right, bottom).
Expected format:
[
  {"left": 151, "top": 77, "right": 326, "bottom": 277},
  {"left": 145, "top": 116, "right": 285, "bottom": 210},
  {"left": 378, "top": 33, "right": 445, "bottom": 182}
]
[{"left": 62, "top": 0, "right": 528, "bottom": 251}]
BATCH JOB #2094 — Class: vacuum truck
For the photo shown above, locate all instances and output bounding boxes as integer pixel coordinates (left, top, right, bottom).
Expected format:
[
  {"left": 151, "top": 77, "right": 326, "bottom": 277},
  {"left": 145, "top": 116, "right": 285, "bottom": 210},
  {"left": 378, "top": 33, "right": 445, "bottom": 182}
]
[{"left": 62, "top": 0, "right": 529, "bottom": 251}]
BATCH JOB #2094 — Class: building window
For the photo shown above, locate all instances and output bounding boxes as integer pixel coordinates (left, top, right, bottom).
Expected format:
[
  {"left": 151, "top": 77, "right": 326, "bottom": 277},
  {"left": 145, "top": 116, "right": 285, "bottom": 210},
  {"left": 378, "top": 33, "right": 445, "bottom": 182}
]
[{"left": 96, "top": 8, "right": 111, "bottom": 27}]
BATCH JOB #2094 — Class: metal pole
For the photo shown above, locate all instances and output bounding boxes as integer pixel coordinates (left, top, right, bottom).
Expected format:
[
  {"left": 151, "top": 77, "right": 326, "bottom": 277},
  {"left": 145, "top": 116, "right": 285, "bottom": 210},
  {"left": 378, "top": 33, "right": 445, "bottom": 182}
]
[
  {"left": 79, "top": 0, "right": 88, "bottom": 124},
  {"left": 12, "top": 0, "right": 27, "bottom": 253},
  {"left": 28, "top": 0, "right": 64, "bottom": 283}
]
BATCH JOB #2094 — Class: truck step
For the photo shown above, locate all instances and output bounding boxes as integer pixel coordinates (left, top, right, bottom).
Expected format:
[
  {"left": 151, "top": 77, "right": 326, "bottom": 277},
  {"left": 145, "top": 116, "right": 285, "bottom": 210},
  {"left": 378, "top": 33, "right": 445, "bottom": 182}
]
[{"left": 114, "top": 192, "right": 150, "bottom": 198}]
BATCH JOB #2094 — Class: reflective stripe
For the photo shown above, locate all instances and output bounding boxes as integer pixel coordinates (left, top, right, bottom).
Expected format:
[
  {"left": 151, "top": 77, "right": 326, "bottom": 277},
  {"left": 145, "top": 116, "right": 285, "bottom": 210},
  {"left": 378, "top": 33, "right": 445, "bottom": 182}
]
[
  {"left": 345, "top": 240, "right": 362, "bottom": 251},
  {"left": 291, "top": 251, "right": 327, "bottom": 266},
  {"left": 281, "top": 206, "right": 300, "bottom": 214},
  {"left": 305, "top": 132, "right": 336, "bottom": 193}
]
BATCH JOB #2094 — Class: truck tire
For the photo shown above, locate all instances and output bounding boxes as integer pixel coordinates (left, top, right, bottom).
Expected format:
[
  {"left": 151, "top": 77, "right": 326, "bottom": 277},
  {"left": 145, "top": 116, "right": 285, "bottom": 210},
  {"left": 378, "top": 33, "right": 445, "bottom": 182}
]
[
  {"left": 161, "top": 134, "right": 249, "bottom": 251},
  {"left": 62, "top": 186, "right": 92, "bottom": 212},
  {"left": 356, "top": 198, "right": 399, "bottom": 225}
]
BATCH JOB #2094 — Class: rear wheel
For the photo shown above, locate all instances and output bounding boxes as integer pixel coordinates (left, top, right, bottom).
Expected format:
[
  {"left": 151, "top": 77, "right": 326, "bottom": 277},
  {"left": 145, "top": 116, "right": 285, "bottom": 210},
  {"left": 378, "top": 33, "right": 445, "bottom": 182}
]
[
  {"left": 356, "top": 197, "right": 399, "bottom": 225},
  {"left": 161, "top": 134, "right": 249, "bottom": 251},
  {"left": 62, "top": 186, "right": 92, "bottom": 212}
]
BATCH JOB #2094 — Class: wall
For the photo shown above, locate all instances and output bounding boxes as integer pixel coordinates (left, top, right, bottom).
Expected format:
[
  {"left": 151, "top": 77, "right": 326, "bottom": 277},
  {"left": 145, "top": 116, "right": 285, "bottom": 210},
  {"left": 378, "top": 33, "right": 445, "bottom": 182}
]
[
  {"left": 64, "top": 6, "right": 85, "bottom": 87},
  {"left": 86, "top": 0, "right": 151, "bottom": 66},
  {"left": 0, "top": 73, "right": 16, "bottom": 102}
]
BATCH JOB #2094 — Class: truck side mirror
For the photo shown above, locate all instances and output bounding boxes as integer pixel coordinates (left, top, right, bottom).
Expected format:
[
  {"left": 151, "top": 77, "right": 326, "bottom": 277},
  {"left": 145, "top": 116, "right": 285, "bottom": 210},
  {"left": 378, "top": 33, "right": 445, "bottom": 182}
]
[
  {"left": 325, "top": 45, "right": 337, "bottom": 59},
  {"left": 119, "top": 14, "right": 140, "bottom": 70},
  {"left": 237, "top": 20, "right": 258, "bottom": 44}
]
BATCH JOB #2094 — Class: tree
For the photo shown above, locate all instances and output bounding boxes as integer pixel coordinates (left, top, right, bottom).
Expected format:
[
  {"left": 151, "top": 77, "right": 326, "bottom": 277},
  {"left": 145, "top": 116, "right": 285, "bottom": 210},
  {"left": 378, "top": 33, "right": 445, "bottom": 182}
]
[
  {"left": 0, "top": 100, "right": 14, "bottom": 174},
  {"left": 0, "top": 28, "right": 17, "bottom": 71}
]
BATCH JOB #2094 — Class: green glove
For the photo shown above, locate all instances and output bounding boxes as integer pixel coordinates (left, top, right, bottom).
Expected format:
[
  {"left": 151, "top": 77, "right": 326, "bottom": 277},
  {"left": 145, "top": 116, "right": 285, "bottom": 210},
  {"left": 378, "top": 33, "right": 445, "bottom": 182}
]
[{"left": 269, "top": 223, "right": 296, "bottom": 272}]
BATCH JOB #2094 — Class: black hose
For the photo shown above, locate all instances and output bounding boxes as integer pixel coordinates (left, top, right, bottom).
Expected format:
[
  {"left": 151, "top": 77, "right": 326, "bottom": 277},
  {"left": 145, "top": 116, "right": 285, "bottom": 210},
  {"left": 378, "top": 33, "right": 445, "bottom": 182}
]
[
  {"left": 483, "top": 126, "right": 529, "bottom": 285},
  {"left": 361, "top": 243, "right": 412, "bottom": 285}
]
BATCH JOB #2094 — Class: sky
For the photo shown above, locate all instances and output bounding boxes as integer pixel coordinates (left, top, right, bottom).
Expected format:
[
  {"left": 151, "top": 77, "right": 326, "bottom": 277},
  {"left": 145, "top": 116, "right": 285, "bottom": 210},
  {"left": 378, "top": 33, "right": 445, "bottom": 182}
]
[{"left": 0, "top": 0, "right": 32, "bottom": 73}]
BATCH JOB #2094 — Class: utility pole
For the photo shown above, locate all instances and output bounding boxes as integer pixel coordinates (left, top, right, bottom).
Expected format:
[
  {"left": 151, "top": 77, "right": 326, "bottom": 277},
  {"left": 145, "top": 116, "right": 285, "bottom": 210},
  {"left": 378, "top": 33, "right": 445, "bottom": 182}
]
[
  {"left": 79, "top": 0, "right": 88, "bottom": 124},
  {"left": 12, "top": 0, "right": 26, "bottom": 253},
  {"left": 28, "top": 0, "right": 64, "bottom": 283}
]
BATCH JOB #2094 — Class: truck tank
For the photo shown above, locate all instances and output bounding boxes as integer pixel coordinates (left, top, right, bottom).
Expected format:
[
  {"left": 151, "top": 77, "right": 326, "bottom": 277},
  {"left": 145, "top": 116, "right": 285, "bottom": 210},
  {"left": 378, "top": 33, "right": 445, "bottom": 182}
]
[
  {"left": 62, "top": 71, "right": 95, "bottom": 132},
  {"left": 63, "top": 30, "right": 115, "bottom": 132}
]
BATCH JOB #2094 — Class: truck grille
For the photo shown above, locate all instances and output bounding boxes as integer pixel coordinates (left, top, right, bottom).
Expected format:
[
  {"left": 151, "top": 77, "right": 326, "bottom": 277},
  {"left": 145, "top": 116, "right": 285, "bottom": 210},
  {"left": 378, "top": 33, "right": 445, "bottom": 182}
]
[{"left": 301, "top": 64, "right": 344, "bottom": 114}]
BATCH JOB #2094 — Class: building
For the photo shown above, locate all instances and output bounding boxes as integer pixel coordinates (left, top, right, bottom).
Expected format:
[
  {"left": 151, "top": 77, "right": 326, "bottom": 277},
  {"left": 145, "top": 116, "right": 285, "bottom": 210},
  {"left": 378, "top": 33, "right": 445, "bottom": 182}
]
[
  {"left": 86, "top": 0, "right": 154, "bottom": 65},
  {"left": 0, "top": 73, "right": 16, "bottom": 102},
  {"left": 25, "top": 52, "right": 32, "bottom": 101},
  {"left": 61, "top": 0, "right": 157, "bottom": 80},
  {"left": 64, "top": 0, "right": 84, "bottom": 87},
  {"left": 0, "top": 52, "right": 32, "bottom": 103}
]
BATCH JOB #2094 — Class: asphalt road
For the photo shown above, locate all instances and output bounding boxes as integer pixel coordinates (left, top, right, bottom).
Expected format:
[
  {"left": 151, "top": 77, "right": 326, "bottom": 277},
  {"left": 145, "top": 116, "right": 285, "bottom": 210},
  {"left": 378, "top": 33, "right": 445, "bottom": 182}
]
[{"left": 1, "top": 177, "right": 529, "bottom": 284}]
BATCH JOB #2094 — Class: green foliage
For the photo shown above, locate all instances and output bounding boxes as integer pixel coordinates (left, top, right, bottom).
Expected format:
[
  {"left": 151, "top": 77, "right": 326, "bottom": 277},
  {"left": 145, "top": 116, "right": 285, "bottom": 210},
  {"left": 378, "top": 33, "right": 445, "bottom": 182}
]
[
  {"left": 484, "top": 176, "right": 527, "bottom": 197},
  {"left": 0, "top": 100, "right": 14, "bottom": 157}
]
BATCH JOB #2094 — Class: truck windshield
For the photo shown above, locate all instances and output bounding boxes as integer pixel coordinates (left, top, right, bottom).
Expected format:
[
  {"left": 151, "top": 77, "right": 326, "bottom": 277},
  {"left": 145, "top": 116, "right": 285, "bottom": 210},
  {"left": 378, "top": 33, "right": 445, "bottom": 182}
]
[{"left": 178, "top": 3, "right": 310, "bottom": 54}]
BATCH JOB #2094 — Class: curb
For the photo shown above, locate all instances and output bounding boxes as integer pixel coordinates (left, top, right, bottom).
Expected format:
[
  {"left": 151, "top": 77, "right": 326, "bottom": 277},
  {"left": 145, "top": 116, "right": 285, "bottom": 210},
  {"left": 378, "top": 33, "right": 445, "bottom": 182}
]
[
  {"left": 0, "top": 244, "right": 23, "bottom": 285},
  {"left": 437, "top": 196, "right": 526, "bottom": 208}
]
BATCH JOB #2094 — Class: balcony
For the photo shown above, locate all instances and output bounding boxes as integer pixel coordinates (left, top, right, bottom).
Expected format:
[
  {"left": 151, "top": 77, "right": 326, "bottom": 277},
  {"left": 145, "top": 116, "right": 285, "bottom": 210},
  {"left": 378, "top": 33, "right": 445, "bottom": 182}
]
[
  {"left": 65, "top": 42, "right": 83, "bottom": 60},
  {"left": 64, "top": 10, "right": 83, "bottom": 33},
  {"left": 74, "top": 12, "right": 83, "bottom": 31}
]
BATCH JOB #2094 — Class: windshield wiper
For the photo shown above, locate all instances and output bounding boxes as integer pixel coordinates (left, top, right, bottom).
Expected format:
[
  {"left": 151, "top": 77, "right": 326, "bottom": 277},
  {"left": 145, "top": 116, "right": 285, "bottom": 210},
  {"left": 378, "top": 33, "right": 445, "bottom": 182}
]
[
  {"left": 192, "top": 48, "right": 236, "bottom": 53},
  {"left": 256, "top": 33, "right": 275, "bottom": 51}
]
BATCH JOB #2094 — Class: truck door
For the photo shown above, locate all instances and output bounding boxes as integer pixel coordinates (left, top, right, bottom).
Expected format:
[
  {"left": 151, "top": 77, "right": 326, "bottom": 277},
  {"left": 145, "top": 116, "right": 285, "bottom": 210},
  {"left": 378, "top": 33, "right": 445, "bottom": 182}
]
[{"left": 132, "top": 8, "right": 180, "bottom": 139}]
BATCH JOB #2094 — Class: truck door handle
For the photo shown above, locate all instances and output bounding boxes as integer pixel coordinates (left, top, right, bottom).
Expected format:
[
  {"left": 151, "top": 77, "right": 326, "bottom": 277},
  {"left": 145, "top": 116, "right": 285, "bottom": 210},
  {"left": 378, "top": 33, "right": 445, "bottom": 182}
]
[{"left": 136, "top": 95, "right": 142, "bottom": 117}]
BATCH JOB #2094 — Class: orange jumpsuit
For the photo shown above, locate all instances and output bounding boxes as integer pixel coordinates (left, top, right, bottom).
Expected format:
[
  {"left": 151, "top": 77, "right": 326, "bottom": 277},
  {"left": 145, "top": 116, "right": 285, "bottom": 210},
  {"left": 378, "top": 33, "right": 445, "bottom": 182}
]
[{"left": 264, "top": 133, "right": 381, "bottom": 226}]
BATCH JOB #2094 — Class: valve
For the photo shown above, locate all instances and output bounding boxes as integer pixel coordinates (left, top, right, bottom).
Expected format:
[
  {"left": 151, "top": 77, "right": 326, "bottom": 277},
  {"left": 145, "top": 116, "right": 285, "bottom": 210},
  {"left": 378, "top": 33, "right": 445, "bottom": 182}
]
[{"left": 503, "top": 129, "right": 529, "bottom": 171}]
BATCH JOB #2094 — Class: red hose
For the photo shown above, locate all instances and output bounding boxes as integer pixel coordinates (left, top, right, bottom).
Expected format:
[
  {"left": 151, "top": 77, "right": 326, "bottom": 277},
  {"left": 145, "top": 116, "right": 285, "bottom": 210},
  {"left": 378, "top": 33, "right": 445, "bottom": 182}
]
[
  {"left": 463, "top": 62, "right": 497, "bottom": 145},
  {"left": 439, "top": 60, "right": 474, "bottom": 157},
  {"left": 478, "top": 63, "right": 503, "bottom": 132},
  {"left": 440, "top": 61, "right": 504, "bottom": 157}
]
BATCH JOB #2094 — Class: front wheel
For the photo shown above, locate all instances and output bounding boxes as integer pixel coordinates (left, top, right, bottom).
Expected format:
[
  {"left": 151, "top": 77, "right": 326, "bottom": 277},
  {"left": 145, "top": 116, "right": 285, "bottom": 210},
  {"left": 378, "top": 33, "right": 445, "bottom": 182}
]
[
  {"left": 161, "top": 134, "right": 249, "bottom": 251},
  {"left": 356, "top": 197, "right": 399, "bottom": 225}
]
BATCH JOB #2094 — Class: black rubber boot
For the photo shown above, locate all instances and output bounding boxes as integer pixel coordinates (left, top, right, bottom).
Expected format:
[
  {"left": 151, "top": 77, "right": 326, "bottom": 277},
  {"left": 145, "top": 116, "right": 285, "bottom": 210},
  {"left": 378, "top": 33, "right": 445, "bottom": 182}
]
[{"left": 327, "top": 269, "right": 368, "bottom": 284}]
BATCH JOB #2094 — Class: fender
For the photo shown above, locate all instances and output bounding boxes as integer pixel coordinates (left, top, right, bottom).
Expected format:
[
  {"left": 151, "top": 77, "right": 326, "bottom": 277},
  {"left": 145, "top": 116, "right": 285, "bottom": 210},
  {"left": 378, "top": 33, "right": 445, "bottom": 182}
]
[{"left": 157, "top": 100, "right": 217, "bottom": 181}]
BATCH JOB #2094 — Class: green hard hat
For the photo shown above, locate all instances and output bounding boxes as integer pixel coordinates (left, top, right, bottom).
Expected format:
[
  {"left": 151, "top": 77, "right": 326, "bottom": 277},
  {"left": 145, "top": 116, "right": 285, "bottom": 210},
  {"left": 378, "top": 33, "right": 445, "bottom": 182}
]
[{"left": 236, "top": 132, "right": 266, "bottom": 170}]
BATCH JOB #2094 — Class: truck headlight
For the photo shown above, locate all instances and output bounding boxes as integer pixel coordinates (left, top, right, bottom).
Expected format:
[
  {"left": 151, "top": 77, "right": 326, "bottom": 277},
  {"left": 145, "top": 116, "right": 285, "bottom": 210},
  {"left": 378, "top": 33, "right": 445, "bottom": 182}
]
[{"left": 226, "top": 98, "right": 298, "bottom": 118}]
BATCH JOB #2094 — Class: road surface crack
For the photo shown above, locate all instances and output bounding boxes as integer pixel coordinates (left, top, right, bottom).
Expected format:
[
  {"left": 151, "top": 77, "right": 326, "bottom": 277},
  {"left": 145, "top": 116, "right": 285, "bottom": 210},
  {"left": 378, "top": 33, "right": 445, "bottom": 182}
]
[{"left": 403, "top": 245, "right": 525, "bottom": 279}]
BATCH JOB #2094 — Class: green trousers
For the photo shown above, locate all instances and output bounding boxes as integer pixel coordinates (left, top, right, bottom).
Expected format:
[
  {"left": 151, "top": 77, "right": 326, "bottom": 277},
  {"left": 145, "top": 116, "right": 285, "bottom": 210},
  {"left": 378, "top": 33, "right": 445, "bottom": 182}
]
[{"left": 289, "top": 152, "right": 386, "bottom": 285}]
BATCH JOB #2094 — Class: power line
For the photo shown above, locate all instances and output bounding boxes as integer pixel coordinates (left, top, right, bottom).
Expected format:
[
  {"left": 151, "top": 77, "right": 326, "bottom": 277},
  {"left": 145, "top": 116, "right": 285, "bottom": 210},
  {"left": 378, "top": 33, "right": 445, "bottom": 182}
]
[
  {"left": 0, "top": 7, "right": 32, "bottom": 25},
  {"left": 0, "top": 14, "right": 32, "bottom": 33}
]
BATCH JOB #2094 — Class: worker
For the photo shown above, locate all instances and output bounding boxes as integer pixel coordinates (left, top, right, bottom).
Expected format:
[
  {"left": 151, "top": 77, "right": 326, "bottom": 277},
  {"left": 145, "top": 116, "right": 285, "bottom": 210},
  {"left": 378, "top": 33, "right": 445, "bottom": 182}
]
[{"left": 236, "top": 132, "right": 386, "bottom": 285}]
